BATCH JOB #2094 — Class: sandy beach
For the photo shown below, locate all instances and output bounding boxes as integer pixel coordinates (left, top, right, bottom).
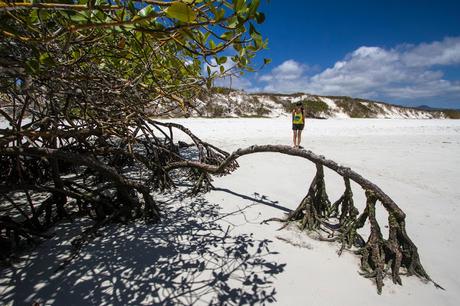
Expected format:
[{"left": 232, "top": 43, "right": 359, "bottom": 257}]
[{"left": 1, "top": 118, "right": 459, "bottom": 305}]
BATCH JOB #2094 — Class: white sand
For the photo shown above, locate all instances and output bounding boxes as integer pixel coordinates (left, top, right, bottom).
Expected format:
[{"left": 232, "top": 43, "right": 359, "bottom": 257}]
[{"left": 1, "top": 118, "right": 459, "bottom": 305}]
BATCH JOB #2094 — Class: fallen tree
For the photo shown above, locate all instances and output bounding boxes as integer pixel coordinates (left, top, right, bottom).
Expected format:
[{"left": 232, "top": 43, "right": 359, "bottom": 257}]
[{"left": 164, "top": 143, "right": 443, "bottom": 293}]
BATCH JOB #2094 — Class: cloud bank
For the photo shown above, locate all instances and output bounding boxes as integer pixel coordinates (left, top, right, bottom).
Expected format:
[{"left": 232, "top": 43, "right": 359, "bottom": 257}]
[{"left": 233, "top": 37, "right": 460, "bottom": 105}]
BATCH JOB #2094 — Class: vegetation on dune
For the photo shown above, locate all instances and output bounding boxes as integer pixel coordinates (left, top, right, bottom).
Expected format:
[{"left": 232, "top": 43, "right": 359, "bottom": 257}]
[
  {"left": 210, "top": 86, "right": 239, "bottom": 95},
  {"left": 277, "top": 98, "right": 330, "bottom": 118},
  {"left": 254, "top": 105, "right": 271, "bottom": 117},
  {"left": 440, "top": 109, "right": 460, "bottom": 119},
  {"left": 204, "top": 89, "right": 457, "bottom": 119},
  {"left": 204, "top": 103, "right": 227, "bottom": 117},
  {"left": 301, "top": 99, "right": 329, "bottom": 116},
  {"left": 335, "top": 98, "right": 375, "bottom": 118},
  {"left": 203, "top": 90, "right": 271, "bottom": 117}
]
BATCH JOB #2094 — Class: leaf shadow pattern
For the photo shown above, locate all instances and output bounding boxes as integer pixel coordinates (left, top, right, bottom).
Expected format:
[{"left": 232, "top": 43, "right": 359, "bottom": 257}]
[{"left": 0, "top": 191, "right": 286, "bottom": 305}]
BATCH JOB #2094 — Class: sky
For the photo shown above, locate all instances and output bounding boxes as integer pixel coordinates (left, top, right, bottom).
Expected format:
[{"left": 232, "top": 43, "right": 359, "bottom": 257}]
[{"left": 223, "top": 0, "right": 460, "bottom": 109}]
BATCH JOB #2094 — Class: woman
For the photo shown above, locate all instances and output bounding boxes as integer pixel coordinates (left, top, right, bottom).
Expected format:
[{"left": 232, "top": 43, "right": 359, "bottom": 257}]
[{"left": 292, "top": 102, "right": 306, "bottom": 148}]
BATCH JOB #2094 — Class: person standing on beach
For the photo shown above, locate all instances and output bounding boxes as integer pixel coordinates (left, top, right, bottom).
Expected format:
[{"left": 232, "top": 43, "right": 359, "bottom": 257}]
[{"left": 292, "top": 102, "right": 307, "bottom": 148}]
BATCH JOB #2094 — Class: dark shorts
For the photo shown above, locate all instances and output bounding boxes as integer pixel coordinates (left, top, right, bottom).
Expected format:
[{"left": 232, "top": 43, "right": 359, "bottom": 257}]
[{"left": 292, "top": 124, "right": 304, "bottom": 130}]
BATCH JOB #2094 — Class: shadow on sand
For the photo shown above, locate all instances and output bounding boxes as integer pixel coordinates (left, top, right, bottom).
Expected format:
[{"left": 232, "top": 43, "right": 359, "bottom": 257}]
[{"left": 0, "top": 190, "right": 286, "bottom": 305}]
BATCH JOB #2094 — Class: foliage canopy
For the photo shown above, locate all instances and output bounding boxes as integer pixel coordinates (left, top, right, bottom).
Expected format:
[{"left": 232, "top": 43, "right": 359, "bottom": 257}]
[{"left": 1, "top": 0, "right": 268, "bottom": 116}]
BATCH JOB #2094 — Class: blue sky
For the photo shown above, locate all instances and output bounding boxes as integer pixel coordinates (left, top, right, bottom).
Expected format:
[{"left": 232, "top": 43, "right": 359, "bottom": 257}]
[{"left": 228, "top": 0, "right": 460, "bottom": 108}]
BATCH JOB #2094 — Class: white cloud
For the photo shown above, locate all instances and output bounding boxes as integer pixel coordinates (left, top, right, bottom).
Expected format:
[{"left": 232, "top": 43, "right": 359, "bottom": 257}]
[
  {"left": 402, "top": 37, "right": 460, "bottom": 67},
  {"left": 271, "top": 59, "right": 306, "bottom": 80},
  {"left": 258, "top": 37, "right": 460, "bottom": 101},
  {"left": 257, "top": 59, "right": 310, "bottom": 92}
]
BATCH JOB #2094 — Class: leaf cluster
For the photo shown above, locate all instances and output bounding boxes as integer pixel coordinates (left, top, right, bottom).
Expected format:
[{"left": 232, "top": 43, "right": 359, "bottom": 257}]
[{"left": 0, "top": 0, "right": 268, "bottom": 117}]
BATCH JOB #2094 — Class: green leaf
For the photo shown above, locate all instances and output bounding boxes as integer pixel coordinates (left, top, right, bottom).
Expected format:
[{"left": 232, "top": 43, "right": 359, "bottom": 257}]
[
  {"left": 38, "top": 9, "right": 49, "bottom": 21},
  {"left": 233, "top": 0, "right": 245, "bottom": 11},
  {"left": 239, "top": 47, "right": 246, "bottom": 58},
  {"left": 217, "top": 56, "right": 228, "bottom": 65},
  {"left": 233, "top": 43, "right": 242, "bottom": 51},
  {"left": 239, "top": 56, "right": 248, "bottom": 67},
  {"left": 220, "top": 31, "right": 233, "bottom": 41},
  {"left": 128, "top": 0, "right": 136, "bottom": 14},
  {"left": 263, "top": 58, "right": 271, "bottom": 65},
  {"left": 215, "top": 8, "right": 225, "bottom": 21},
  {"left": 39, "top": 52, "right": 53, "bottom": 65},
  {"left": 251, "top": 30, "right": 263, "bottom": 48},
  {"left": 70, "top": 12, "right": 89, "bottom": 22},
  {"left": 209, "top": 39, "right": 216, "bottom": 50},
  {"left": 249, "top": 22, "right": 259, "bottom": 36},
  {"left": 227, "top": 16, "right": 238, "bottom": 29},
  {"left": 71, "top": 50, "right": 81, "bottom": 59},
  {"left": 203, "top": 31, "right": 211, "bottom": 42},
  {"left": 165, "top": 2, "right": 197, "bottom": 23},
  {"left": 248, "top": 0, "right": 260, "bottom": 16},
  {"left": 138, "top": 5, "right": 155, "bottom": 17},
  {"left": 255, "top": 12, "right": 265, "bottom": 24},
  {"left": 29, "top": 10, "right": 38, "bottom": 23}
]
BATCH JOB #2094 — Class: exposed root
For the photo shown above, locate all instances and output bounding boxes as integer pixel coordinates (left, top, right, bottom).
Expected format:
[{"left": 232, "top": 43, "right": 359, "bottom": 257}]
[
  {"left": 282, "top": 163, "right": 331, "bottom": 231},
  {"left": 256, "top": 160, "right": 440, "bottom": 294}
]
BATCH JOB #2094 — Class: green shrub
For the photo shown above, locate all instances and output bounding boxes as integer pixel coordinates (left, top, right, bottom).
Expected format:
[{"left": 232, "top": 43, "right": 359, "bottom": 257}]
[
  {"left": 212, "top": 105, "right": 226, "bottom": 117},
  {"left": 204, "top": 103, "right": 226, "bottom": 117},
  {"left": 303, "top": 100, "right": 329, "bottom": 113},
  {"left": 336, "top": 99, "right": 374, "bottom": 118},
  {"left": 210, "top": 87, "right": 237, "bottom": 95},
  {"left": 443, "top": 110, "right": 460, "bottom": 119},
  {"left": 255, "top": 105, "right": 271, "bottom": 117}
]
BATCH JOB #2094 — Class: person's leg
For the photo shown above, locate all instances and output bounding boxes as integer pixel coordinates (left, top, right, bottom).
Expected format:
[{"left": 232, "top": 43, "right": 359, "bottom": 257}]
[
  {"left": 294, "top": 130, "right": 300, "bottom": 147},
  {"left": 297, "top": 129, "right": 303, "bottom": 147},
  {"left": 292, "top": 129, "right": 297, "bottom": 147}
]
